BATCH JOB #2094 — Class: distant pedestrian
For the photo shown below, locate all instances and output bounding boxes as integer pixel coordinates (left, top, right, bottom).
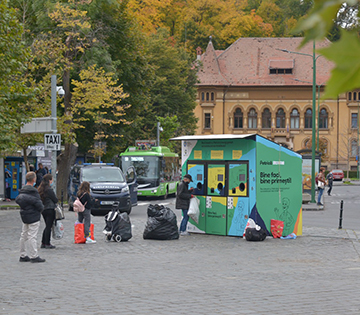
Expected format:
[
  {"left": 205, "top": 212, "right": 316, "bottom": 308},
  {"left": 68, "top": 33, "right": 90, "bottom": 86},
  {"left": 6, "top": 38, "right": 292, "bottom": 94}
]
[
  {"left": 175, "top": 174, "right": 194, "bottom": 236},
  {"left": 38, "top": 174, "right": 58, "bottom": 249},
  {"left": 5, "top": 167, "right": 11, "bottom": 201},
  {"left": 326, "top": 171, "right": 334, "bottom": 196},
  {"left": 35, "top": 163, "right": 46, "bottom": 187},
  {"left": 317, "top": 167, "right": 326, "bottom": 206},
  {"left": 15, "top": 171, "right": 45, "bottom": 263},
  {"left": 77, "top": 181, "right": 96, "bottom": 244}
]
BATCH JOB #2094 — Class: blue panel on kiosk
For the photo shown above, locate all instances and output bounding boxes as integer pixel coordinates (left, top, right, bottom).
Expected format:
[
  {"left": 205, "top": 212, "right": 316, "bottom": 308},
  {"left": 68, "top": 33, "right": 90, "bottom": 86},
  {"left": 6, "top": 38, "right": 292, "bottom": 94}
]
[{"left": 187, "top": 163, "right": 205, "bottom": 195}]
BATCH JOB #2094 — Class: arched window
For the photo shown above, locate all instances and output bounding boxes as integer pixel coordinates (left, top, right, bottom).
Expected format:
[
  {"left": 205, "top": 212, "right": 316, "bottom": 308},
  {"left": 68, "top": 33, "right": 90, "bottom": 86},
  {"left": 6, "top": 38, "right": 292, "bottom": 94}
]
[
  {"left": 354, "top": 92, "right": 357, "bottom": 101},
  {"left": 262, "top": 108, "right": 271, "bottom": 129},
  {"left": 358, "top": 92, "right": 360, "bottom": 100},
  {"left": 319, "top": 108, "right": 328, "bottom": 129},
  {"left": 349, "top": 92, "right": 352, "bottom": 101},
  {"left": 304, "top": 138, "right": 311, "bottom": 149},
  {"left": 276, "top": 108, "right": 285, "bottom": 128},
  {"left": 305, "top": 108, "right": 312, "bottom": 129},
  {"left": 211, "top": 92, "right": 214, "bottom": 101},
  {"left": 248, "top": 108, "right": 257, "bottom": 129},
  {"left": 201, "top": 92, "right": 205, "bottom": 101},
  {"left": 290, "top": 109, "right": 300, "bottom": 129},
  {"left": 234, "top": 108, "right": 243, "bottom": 129},
  {"left": 351, "top": 139, "right": 357, "bottom": 157},
  {"left": 206, "top": 92, "right": 209, "bottom": 101}
]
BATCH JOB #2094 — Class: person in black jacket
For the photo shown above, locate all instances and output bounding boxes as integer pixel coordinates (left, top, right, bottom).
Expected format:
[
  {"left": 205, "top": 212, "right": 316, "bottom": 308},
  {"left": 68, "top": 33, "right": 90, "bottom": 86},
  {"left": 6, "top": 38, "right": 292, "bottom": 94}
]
[
  {"left": 77, "top": 181, "right": 96, "bottom": 244},
  {"left": 175, "top": 174, "right": 194, "bottom": 236},
  {"left": 38, "top": 174, "right": 58, "bottom": 249},
  {"left": 15, "top": 171, "right": 45, "bottom": 263}
]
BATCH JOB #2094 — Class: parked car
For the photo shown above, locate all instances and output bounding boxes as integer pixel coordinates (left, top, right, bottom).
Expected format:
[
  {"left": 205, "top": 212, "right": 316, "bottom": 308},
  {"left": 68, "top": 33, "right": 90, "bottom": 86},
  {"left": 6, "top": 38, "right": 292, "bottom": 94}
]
[
  {"left": 331, "top": 169, "right": 344, "bottom": 181},
  {"left": 67, "top": 163, "right": 137, "bottom": 215}
]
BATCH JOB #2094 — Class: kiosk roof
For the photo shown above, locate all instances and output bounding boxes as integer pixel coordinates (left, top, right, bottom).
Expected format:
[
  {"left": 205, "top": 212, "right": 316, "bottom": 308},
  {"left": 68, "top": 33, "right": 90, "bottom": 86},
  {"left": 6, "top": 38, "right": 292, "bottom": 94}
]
[{"left": 170, "top": 134, "right": 257, "bottom": 141}]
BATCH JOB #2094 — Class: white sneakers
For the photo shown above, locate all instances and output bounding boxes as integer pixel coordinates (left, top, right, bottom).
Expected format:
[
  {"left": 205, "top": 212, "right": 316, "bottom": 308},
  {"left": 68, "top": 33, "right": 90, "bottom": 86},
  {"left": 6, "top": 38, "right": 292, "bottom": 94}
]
[
  {"left": 180, "top": 231, "right": 190, "bottom": 236},
  {"left": 86, "top": 237, "right": 96, "bottom": 244}
]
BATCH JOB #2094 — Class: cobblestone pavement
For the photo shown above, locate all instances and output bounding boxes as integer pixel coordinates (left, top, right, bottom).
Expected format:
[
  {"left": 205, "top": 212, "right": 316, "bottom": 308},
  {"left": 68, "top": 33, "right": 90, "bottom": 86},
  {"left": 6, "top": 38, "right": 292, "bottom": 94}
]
[{"left": 1, "top": 208, "right": 360, "bottom": 315}]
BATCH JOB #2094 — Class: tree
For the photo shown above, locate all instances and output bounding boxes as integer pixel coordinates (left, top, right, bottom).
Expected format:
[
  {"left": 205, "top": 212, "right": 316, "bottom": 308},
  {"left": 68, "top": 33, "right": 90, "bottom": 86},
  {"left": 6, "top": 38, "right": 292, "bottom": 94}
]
[{"left": 0, "top": 0, "right": 34, "bottom": 155}]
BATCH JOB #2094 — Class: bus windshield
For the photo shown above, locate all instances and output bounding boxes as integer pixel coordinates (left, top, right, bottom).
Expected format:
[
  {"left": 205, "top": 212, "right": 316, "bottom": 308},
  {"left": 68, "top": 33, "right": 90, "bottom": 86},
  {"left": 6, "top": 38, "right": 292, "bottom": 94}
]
[
  {"left": 121, "top": 156, "right": 159, "bottom": 181},
  {"left": 82, "top": 167, "right": 125, "bottom": 182}
]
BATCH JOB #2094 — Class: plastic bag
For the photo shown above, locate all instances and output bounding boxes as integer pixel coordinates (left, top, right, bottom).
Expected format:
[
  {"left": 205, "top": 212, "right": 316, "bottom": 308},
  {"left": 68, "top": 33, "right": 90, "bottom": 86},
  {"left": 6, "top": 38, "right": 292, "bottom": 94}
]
[
  {"left": 143, "top": 205, "right": 179, "bottom": 240},
  {"left": 245, "top": 227, "right": 267, "bottom": 241},
  {"left": 55, "top": 204, "right": 65, "bottom": 220},
  {"left": 74, "top": 222, "right": 94, "bottom": 244},
  {"left": 270, "top": 219, "right": 284, "bottom": 238},
  {"left": 103, "top": 211, "right": 132, "bottom": 242},
  {"left": 188, "top": 197, "right": 200, "bottom": 224},
  {"left": 243, "top": 218, "right": 257, "bottom": 237},
  {"left": 52, "top": 220, "right": 64, "bottom": 240}
]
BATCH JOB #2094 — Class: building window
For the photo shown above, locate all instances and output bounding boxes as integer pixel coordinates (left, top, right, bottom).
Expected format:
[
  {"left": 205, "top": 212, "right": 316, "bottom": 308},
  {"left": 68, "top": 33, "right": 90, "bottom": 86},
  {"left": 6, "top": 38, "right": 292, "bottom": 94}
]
[
  {"left": 234, "top": 108, "right": 243, "bottom": 129},
  {"left": 211, "top": 92, "right": 214, "bottom": 101},
  {"left": 206, "top": 92, "right": 209, "bottom": 101},
  {"left": 304, "top": 109, "right": 312, "bottom": 129},
  {"left": 269, "top": 68, "right": 293, "bottom": 74},
  {"left": 349, "top": 92, "right": 352, "bottom": 101},
  {"left": 262, "top": 108, "right": 271, "bottom": 129},
  {"left": 354, "top": 92, "right": 357, "bottom": 101},
  {"left": 351, "top": 139, "right": 358, "bottom": 157},
  {"left": 358, "top": 92, "right": 360, "bottom": 100},
  {"left": 290, "top": 109, "right": 300, "bottom": 129},
  {"left": 352, "top": 113, "right": 358, "bottom": 128},
  {"left": 304, "top": 138, "right": 311, "bottom": 149},
  {"left": 319, "top": 108, "right": 328, "bottom": 129},
  {"left": 276, "top": 108, "right": 285, "bottom": 128},
  {"left": 204, "top": 113, "right": 211, "bottom": 129},
  {"left": 201, "top": 92, "right": 205, "bottom": 101},
  {"left": 248, "top": 108, "right": 257, "bottom": 129}
]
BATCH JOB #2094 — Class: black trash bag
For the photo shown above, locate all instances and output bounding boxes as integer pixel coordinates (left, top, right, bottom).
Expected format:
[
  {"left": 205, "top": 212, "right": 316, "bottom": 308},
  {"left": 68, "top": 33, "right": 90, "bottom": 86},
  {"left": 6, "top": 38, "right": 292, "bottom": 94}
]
[
  {"left": 143, "top": 205, "right": 179, "bottom": 240},
  {"left": 103, "top": 208, "right": 132, "bottom": 242},
  {"left": 245, "top": 227, "right": 267, "bottom": 241}
]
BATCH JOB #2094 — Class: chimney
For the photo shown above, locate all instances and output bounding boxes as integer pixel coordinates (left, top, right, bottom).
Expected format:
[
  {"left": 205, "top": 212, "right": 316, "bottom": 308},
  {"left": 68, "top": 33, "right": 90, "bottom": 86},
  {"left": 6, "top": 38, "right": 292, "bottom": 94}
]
[{"left": 196, "top": 46, "right": 202, "bottom": 60}]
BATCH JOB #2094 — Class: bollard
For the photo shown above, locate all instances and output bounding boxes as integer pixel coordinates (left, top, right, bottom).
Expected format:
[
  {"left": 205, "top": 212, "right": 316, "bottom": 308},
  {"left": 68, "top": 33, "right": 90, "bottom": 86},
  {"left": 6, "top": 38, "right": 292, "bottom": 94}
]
[
  {"left": 338, "top": 200, "right": 343, "bottom": 229},
  {"left": 61, "top": 190, "right": 64, "bottom": 208}
]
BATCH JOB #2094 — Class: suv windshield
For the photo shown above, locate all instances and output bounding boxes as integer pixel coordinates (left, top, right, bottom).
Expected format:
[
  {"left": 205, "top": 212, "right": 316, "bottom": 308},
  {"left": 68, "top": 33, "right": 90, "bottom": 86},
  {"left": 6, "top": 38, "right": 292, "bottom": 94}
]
[{"left": 82, "top": 167, "right": 125, "bottom": 182}]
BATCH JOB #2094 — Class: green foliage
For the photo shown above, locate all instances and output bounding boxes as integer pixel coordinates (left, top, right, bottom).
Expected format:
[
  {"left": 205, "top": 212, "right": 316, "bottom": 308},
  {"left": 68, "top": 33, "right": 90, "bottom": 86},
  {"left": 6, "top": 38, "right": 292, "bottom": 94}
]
[{"left": 156, "top": 115, "right": 180, "bottom": 151}]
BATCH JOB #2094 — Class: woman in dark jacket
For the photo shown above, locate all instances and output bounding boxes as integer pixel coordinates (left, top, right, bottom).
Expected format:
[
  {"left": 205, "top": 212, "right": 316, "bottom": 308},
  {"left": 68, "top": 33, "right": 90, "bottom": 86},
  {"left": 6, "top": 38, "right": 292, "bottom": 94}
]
[
  {"left": 77, "top": 181, "right": 96, "bottom": 244},
  {"left": 175, "top": 174, "right": 193, "bottom": 235},
  {"left": 38, "top": 174, "right": 58, "bottom": 248}
]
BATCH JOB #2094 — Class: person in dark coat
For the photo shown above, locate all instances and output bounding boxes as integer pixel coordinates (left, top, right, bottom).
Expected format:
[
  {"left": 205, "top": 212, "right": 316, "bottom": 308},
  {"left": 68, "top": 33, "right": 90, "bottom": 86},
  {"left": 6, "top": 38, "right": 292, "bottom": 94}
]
[
  {"left": 175, "top": 174, "right": 194, "bottom": 236},
  {"left": 38, "top": 174, "right": 58, "bottom": 249},
  {"left": 15, "top": 171, "right": 45, "bottom": 263},
  {"left": 326, "top": 171, "right": 334, "bottom": 196}
]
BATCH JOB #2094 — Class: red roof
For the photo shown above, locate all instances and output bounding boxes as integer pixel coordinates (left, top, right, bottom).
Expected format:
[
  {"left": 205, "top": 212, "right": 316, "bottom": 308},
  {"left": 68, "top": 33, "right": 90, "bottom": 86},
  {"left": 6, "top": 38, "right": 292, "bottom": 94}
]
[{"left": 197, "top": 37, "right": 333, "bottom": 87}]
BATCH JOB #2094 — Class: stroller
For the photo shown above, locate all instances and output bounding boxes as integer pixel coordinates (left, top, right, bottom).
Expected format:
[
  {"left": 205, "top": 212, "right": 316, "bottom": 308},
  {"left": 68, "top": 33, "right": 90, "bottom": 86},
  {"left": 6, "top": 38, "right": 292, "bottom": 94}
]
[{"left": 103, "top": 202, "right": 132, "bottom": 242}]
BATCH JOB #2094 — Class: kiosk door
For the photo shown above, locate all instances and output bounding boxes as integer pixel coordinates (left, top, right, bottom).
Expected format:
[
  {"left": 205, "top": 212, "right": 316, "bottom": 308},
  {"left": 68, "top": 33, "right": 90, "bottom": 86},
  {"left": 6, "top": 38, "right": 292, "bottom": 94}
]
[
  {"left": 187, "top": 163, "right": 205, "bottom": 195},
  {"left": 207, "top": 164, "right": 226, "bottom": 196},
  {"left": 227, "top": 197, "right": 249, "bottom": 236},
  {"left": 205, "top": 196, "right": 227, "bottom": 235}
]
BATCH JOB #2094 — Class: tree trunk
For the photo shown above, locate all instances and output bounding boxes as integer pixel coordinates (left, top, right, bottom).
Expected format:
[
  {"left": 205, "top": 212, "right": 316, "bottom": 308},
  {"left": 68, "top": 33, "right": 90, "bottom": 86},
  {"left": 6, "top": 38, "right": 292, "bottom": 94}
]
[
  {"left": 56, "top": 142, "right": 78, "bottom": 201},
  {"left": 22, "top": 147, "right": 30, "bottom": 172}
]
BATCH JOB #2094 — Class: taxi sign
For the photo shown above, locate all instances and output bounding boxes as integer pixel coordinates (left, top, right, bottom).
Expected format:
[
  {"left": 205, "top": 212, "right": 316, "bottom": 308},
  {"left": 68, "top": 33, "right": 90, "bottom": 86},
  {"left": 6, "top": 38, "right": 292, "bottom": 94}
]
[{"left": 44, "top": 134, "right": 61, "bottom": 150}]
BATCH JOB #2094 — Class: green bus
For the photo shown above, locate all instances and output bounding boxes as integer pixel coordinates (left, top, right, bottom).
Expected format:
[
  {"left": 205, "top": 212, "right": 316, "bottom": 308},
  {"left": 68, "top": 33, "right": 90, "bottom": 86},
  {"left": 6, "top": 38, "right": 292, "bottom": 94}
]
[{"left": 120, "top": 146, "right": 180, "bottom": 199}]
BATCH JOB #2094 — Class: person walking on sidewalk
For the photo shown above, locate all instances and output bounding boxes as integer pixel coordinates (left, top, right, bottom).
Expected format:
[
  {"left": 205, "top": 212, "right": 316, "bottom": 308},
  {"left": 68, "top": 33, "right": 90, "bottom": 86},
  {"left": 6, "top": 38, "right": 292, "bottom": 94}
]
[
  {"left": 176, "top": 174, "right": 194, "bottom": 236},
  {"left": 326, "top": 171, "right": 334, "bottom": 196},
  {"left": 77, "top": 181, "right": 96, "bottom": 244},
  {"left": 317, "top": 167, "right": 326, "bottom": 206},
  {"left": 38, "top": 174, "right": 58, "bottom": 249},
  {"left": 16, "top": 171, "right": 45, "bottom": 263}
]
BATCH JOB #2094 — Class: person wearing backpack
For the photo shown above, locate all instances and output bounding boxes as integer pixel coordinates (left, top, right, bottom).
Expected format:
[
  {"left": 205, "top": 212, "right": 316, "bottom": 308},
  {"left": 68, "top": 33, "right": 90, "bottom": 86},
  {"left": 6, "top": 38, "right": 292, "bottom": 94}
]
[{"left": 77, "top": 181, "right": 96, "bottom": 244}]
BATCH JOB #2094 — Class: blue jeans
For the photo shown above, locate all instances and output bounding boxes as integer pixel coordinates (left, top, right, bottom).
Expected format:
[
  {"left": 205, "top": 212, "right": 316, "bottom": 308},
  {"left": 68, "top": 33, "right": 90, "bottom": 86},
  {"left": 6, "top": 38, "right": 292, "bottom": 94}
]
[
  {"left": 78, "top": 209, "right": 91, "bottom": 238},
  {"left": 180, "top": 209, "right": 189, "bottom": 232},
  {"left": 318, "top": 188, "right": 324, "bottom": 204}
]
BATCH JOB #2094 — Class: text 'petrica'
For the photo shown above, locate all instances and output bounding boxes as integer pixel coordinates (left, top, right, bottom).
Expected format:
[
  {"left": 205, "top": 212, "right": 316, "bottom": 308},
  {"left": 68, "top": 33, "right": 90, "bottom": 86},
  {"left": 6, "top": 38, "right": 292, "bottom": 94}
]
[{"left": 259, "top": 172, "right": 292, "bottom": 185}]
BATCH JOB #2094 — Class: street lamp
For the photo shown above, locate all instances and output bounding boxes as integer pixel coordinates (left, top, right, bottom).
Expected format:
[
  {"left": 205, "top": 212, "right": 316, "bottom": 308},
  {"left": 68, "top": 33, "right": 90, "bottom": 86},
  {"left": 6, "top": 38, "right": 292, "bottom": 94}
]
[{"left": 278, "top": 41, "right": 322, "bottom": 203}]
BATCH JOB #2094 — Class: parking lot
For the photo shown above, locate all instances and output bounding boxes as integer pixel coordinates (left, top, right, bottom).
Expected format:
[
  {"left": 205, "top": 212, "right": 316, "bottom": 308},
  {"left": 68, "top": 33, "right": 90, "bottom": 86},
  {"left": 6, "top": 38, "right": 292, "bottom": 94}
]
[{"left": 1, "top": 193, "right": 360, "bottom": 314}]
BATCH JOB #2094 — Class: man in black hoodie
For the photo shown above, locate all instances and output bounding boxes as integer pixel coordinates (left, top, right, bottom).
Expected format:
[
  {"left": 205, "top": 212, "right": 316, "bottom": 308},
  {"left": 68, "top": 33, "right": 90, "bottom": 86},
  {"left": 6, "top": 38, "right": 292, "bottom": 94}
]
[{"left": 16, "top": 171, "right": 45, "bottom": 263}]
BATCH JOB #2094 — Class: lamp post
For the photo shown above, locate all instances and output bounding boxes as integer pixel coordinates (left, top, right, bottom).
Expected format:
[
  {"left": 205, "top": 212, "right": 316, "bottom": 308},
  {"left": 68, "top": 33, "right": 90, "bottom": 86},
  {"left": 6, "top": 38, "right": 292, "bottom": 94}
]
[
  {"left": 278, "top": 41, "right": 322, "bottom": 203},
  {"left": 51, "top": 75, "right": 57, "bottom": 193},
  {"left": 358, "top": 101, "right": 359, "bottom": 180}
]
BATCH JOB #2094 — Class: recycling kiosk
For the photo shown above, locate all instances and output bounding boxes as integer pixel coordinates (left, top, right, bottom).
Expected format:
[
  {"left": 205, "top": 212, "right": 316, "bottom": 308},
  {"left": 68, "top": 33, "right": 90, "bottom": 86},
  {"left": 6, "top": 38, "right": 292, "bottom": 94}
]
[{"left": 170, "top": 134, "right": 302, "bottom": 237}]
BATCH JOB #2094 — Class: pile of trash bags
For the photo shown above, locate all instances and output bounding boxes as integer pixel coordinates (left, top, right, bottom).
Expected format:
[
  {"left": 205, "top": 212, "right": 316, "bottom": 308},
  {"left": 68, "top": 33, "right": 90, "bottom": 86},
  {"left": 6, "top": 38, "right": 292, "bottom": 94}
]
[{"left": 143, "top": 204, "right": 179, "bottom": 240}]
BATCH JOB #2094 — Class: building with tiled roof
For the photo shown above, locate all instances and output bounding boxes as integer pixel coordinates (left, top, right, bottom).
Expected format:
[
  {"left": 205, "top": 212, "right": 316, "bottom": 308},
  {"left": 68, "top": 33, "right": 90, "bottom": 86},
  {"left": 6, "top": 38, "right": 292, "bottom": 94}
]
[{"left": 195, "top": 37, "right": 360, "bottom": 172}]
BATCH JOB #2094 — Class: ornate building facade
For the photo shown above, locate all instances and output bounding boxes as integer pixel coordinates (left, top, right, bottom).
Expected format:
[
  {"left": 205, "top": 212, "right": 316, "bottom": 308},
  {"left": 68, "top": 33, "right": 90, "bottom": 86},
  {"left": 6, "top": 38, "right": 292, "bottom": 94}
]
[{"left": 195, "top": 37, "right": 358, "bottom": 171}]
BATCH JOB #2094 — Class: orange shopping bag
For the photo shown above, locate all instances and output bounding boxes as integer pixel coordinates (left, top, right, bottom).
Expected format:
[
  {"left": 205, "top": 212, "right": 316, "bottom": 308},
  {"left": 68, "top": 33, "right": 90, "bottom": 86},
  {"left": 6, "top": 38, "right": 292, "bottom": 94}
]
[
  {"left": 74, "top": 222, "right": 94, "bottom": 244},
  {"left": 270, "top": 219, "right": 284, "bottom": 238}
]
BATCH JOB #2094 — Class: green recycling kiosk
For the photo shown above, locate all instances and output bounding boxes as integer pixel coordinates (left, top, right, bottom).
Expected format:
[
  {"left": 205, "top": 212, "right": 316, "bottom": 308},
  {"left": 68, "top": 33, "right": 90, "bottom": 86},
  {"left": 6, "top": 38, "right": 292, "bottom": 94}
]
[{"left": 170, "top": 134, "right": 302, "bottom": 237}]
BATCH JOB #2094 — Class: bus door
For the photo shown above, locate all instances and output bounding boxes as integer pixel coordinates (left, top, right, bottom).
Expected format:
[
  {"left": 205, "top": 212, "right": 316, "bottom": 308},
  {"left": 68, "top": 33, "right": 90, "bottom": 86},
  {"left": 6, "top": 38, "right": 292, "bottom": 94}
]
[
  {"left": 125, "top": 166, "right": 138, "bottom": 206},
  {"left": 227, "top": 162, "right": 249, "bottom": 236}
]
